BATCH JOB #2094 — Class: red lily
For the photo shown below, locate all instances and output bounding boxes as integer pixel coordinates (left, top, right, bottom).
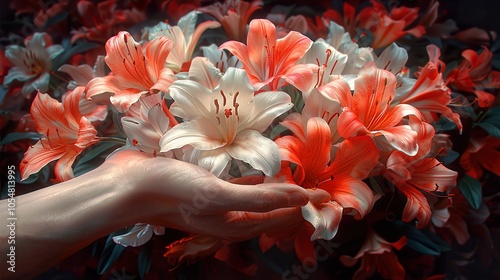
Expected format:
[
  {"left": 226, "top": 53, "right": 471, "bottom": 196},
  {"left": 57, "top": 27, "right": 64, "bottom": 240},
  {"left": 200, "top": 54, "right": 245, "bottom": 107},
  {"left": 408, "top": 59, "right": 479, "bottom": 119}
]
[
  {"left": 447, "top": 47, "right": 500, "bottom": 108},
  {"left": 341, "top": 229, "right": 407, "bottom": 280},
  {"left": 460, "top": 135, "right": 500, "bottom": 179},
  {"left": 366, "top": 0, "right": 425, "bottom": 49},
  {"left": 72, "top": 0, "right": 146, "bottom": 44}
]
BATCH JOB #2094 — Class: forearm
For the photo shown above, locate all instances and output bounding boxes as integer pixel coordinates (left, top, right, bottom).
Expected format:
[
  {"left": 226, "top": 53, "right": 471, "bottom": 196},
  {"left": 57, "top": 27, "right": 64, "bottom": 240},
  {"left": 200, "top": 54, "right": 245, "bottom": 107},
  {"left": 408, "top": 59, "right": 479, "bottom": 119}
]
[{"left": 0, "top": 165, "right": 141, "bottom": 279}]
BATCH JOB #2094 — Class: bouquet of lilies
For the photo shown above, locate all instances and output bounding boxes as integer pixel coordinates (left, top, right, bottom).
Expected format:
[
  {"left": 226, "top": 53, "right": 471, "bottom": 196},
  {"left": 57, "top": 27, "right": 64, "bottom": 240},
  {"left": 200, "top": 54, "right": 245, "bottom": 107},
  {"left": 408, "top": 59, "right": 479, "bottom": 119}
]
[{"left": 2, "top": 0, "right": 500, "bottom": 278}]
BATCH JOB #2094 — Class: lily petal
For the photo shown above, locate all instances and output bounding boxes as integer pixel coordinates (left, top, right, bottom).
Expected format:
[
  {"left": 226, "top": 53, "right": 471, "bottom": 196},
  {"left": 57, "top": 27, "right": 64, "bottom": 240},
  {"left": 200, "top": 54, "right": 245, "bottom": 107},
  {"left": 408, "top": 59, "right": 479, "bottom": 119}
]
[
  {"left": 160, "top": 118, "right": 225, "bottom": 151},
  {"left": 301, "top": 200, "right": 343, "bottom": 240},
  {"left": 244, "top": 90, "right": 292, "bottom": 132},
  {"left": 197, "top": 148, "right": 232, "bottom": 177},
  {"left": 168, "top": 79, "right": 213, "bottom": 119},
  {"left": 54, "top": 147, "right": 80, "bottom": 181},
  {"left": 113, "top": 224, "right": 165, "bottom": 247},
  {"left": 20, "top": 142, "right": 65, "bottom": 181},
  {"left": 320, "top": 175, "right": 375, "bottom": 219},
  {"left": 226, "top": 129, "right": 281, "bottom": 176}
]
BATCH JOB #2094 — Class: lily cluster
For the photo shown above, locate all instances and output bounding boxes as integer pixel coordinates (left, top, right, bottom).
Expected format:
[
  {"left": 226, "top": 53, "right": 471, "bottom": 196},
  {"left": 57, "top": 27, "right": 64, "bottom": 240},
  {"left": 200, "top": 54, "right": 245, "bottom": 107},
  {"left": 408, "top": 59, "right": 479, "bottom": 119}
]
[{"left": 2, "top": 0, "right": 500, "bottom": 279}]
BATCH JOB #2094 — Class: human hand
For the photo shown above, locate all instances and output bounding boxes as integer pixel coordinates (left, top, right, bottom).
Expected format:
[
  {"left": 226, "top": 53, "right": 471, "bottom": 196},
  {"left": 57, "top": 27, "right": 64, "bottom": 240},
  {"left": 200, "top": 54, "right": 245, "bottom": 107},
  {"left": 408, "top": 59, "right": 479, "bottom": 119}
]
[{"left": 104, "top": 149, "right": 331, "bottom": 241}]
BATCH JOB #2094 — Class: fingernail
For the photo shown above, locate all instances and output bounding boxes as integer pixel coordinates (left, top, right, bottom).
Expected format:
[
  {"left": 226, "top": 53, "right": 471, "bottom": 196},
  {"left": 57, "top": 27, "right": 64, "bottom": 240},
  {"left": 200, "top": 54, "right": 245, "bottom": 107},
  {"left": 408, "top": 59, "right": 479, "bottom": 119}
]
[{"left": 289, "top": 191, "right": 308, "bottom": 206}]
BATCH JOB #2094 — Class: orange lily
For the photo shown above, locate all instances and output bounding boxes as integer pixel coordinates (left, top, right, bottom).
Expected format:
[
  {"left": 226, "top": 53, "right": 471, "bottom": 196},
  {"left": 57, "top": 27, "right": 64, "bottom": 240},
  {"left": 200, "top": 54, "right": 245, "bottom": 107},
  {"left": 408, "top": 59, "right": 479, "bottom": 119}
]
[
  {"left": 273, "top": 117, "right": 379, "bottom": 260},
  {"left": 220, "top": 19, "right": 313, "bottom": 91},
  {"left": 394, "top": 45, "right": 462, "bottom": 132},
  {"left": 85, "top": 31, "right": 176, "bottom": 112},
  {"left": 383, "top": 118, "right": 457, "bottom": 228},
  {"left": 337, "top": 65, "right": 422, "bottom": 156},
  {"left": 198, "top": 0, "right": 263, "bottom": 42},
  {"left": 20, "top": 88, "right": 99, "bottom": 182}
]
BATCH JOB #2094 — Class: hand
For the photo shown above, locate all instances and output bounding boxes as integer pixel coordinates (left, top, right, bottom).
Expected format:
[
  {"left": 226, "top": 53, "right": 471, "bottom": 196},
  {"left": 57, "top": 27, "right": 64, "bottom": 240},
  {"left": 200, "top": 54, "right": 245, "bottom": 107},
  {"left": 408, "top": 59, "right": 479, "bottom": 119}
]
[{"left": 104, "top": 149, "right": 331, "bottom": 241}]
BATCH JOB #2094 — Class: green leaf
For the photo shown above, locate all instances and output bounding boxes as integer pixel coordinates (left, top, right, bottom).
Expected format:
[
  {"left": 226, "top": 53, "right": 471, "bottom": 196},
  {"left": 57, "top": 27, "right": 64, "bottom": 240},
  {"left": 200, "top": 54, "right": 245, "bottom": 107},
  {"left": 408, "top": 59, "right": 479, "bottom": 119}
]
[
  {"left": 269, "top": 124, "right": 288, "bottom": 141},
  {"left": 439, "top": 150, "right": 460, "bottom": 165},
  {"left": 405, "top": 225, "right": 441, "bottom": 256},
  {"left": 458, "top": 175, "right": 482, "bottom": 209},
  {"left": 77, "top": 142, "right": 120, "bottom": 166},
  {"left": 41, "top": 11, "right": 69, "bottom": 30},
  {"left": 475, "top": 122, "right": 500, "bottom": 138},
  {"left": 19, "top": 165, "right": 51, "bottom": 185},
  {"left": 474, "top": 107, "right": 500, "bottom": 138},
  {"left": 51, "top": 39, "right": 100, "bottom": 70},
  {"left": 138, "top": 242, "right": 153, "bottom": 279},
  {"left": 434, "top": 117, "right": 457, "bottom": 132},
  {"left": 0, "top": 132, "right": 41, "bottom": 145},
  {"left": 98, "top": 230, "right": 129, "bottom": 275},
  {"left": 425, "top": 229, "right": 451, "bottom": 253}
]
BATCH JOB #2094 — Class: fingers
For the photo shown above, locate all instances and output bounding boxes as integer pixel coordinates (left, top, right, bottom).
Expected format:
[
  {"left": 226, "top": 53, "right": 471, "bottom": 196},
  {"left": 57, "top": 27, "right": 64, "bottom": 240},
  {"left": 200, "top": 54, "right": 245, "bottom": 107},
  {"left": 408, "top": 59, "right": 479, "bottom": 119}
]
[
  {"left": 228, "top": 175, "right": 265, "bottom": 185},
  {"left": 225, "top": 210, "right": 300, "bottom": 242},
  {"left": 307, "top": 188, "right": 331, "bottom": 204},
  {"left": 170, "top": 207, "right": 303, "bottom": 242},
  {"left": 213, "top": 183, "right": 309, "bottom": 213},
  {"left": 205, "top": 183, "right": 332, "bottom": 214},
  {"left": 164, "top": 188, "right": 332, "bottom": 241}
]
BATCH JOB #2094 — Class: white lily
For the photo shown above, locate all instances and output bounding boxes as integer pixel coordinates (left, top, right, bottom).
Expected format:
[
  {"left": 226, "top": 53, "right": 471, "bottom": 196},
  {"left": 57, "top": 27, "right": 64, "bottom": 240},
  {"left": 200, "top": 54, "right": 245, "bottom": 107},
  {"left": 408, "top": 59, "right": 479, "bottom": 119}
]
[
  {"left": 298, "top": 38, "right": 347, "bottom": 100},
  {"left": 59, "top": 56, "right": 108, "bottom": 122},
  {"left": 121, "top": 93, "right": 172, "bottom": 157},
  {"left": 113, "top": 223, "right": 165, "bottom": 247},
  {"left": 160, "top": 65, "right": 293, "bottom": 176},
  {"left": 326, "top": 21, "right": 374, "bottom": 75},
  {"left": 4, "top": 33, "right": 63, "bottom": 96},
  {"left": 200, "top": 44, "right": 242, "bottom": 73},
  {"left": 375, "top": 43, "right": 408, "bottom": 75}
]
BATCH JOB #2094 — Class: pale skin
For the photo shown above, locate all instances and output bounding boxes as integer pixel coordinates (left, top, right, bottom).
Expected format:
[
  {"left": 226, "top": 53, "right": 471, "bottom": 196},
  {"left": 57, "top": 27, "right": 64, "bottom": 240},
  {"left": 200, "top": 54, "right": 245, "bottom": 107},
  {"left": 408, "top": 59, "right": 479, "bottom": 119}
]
[{"left": 0, "top": 149, "right": 330, "bottom": 279}]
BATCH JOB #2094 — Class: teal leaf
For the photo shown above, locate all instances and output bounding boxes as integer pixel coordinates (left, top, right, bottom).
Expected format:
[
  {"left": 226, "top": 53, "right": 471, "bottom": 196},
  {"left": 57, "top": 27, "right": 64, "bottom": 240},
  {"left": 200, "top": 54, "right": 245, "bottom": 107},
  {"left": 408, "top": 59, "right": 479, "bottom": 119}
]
[
  {"left": 98, "top": 229, "right": 129, "bottom": 275},
  {"left": 405, "top": 225, "right": 441, "bottom": 256},
  {"left": 0, "top": 132, "right": 42, "bottom": 145},
  {"left": 138, "top": 242, "right": 152, "bottom": 279},
  {"left": 51, "top": 39, "right": 100, "bottom": 70},
  {"left": 40, "top": 11, "right": 69, "bottom": 30},
  {"left": 474, "top": 107, "right": 500, "bottom": 138},
  {"left": 269, "top": 124, "right": 288, "bottom": 141},
  {"left": 425, "top": 229, "right": 451, "bottom": 253},
  {"left": 434, "top": 117, "right": 457, "bottom": 132},
  {"left": 438, "top": 150, "right": 460, "bottom": 165},
  {"left": 458, "top": 175, "right": 482, "bottom": 210},
  {"left": 76, "top": 142, "right": 121, "bottom": 166}
]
